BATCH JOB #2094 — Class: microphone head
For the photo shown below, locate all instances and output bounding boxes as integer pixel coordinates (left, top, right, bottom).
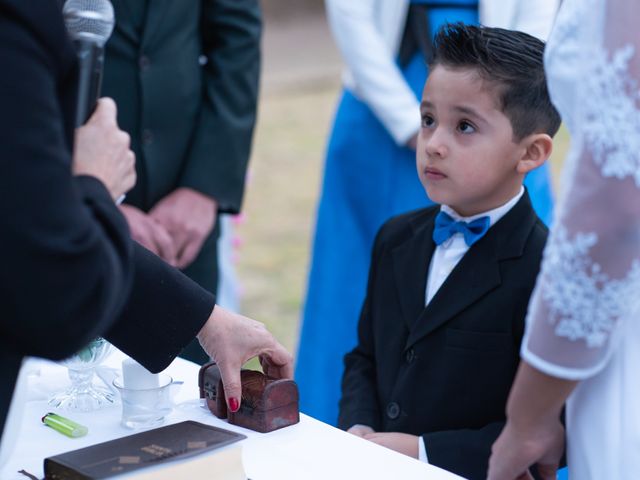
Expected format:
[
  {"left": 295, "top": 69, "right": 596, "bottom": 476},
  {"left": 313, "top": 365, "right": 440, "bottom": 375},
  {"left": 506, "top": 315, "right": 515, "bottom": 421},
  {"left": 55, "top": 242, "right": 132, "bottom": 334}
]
[{"left": 62, "top": 0, "right": 115, "bottom": 46}]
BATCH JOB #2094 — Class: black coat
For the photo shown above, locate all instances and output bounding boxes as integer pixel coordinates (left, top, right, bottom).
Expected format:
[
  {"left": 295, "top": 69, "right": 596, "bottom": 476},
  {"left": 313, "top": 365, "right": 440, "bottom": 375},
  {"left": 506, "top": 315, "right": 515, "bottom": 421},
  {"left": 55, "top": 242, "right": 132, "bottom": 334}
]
[
  {"left": 339, "top": 192, "right": 548, "bottom": 479},
  {"left": 103, "top": 0, "right": 260, "bottom": 213},
  {"left": 0, "top": 0, "right": 214, "bottom": 440}
]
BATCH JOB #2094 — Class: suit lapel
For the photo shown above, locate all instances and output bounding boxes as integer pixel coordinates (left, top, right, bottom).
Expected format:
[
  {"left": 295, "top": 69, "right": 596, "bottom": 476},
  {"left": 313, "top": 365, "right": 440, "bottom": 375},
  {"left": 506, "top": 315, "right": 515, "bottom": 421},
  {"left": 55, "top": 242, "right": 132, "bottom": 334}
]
[
  {"left": 405, "top": 230, "right": 502, "bottom": 348},
  {"left": 392, "top": 209, "right": 437, "bottom": 330},
  {"left": 110, "top": 0, "right": 139, "bottom": 46},
  {"left": 405, "top": 191, "right": 538, "bottom": 349},
  {"left": 141, "top": 0, "right": 172, "bottom": 50}
]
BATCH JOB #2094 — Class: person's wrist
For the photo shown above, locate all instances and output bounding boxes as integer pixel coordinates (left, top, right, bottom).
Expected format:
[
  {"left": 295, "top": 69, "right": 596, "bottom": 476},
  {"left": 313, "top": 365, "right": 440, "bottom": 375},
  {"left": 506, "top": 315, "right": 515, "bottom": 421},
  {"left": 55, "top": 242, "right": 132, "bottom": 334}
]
[
  {"left": 197, "top": 305, "right": 232, "bottom": 355},
  {"left": 506, "top": 402, "right": 560, "bottom": 433},
  {"left": 181, "top": 187, "right": 218, "bottom": 213},
  {"left": 505, "top": 362, "right": 567, "bottom": 431},
  {"left": 197, "top": 306, "right": 217, "bottom": 343},
  {"left": 505, "top": 407, "right": 562, "bottom": 448}
]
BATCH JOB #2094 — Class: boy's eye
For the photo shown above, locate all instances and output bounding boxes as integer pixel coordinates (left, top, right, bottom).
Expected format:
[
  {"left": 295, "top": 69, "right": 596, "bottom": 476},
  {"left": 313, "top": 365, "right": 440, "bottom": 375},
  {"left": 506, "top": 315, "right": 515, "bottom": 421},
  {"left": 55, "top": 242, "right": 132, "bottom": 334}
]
[
  {"left": 458, "top": 120, "right": 476, "bottom": 134},
  {"left": 421, "top": 114, "right": 435, "bottom": 128}
]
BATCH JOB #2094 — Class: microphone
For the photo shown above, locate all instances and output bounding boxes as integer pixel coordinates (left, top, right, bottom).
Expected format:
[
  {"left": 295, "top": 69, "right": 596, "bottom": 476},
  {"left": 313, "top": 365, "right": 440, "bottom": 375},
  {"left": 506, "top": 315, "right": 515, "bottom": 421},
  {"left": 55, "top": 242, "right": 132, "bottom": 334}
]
[{"left": 62, "top": 0, "right": 115, "bottom": 127}]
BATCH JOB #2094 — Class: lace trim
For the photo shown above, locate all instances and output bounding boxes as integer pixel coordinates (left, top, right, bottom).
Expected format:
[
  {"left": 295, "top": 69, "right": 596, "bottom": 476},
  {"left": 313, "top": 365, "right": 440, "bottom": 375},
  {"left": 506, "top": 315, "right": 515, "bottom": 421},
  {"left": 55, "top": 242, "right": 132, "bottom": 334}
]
[
  {"left": 540, "top": 226, "right": 640, "bottom": 348},
  {"left": 583, "top": 44, "right": 640, "bottom": 186}
]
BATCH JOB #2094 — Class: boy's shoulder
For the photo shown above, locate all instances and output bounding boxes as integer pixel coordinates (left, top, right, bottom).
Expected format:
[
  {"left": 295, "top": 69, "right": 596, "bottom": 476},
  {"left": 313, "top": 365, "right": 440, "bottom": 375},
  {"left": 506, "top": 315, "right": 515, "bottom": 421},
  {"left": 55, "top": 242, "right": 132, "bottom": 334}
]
[
  {"left": 526, "top": 215, "right": 549, "bottom": 255},
  {"left": 514, "top": 192, "right": 549, "bottom": 252},
  {"left": 375, "top": 205, "right": 440, "bottom": 249}
]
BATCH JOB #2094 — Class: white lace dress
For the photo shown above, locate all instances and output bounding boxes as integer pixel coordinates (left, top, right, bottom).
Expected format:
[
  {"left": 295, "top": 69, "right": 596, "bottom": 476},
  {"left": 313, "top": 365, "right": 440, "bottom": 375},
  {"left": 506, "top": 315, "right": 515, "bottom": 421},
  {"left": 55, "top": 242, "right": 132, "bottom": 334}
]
[{"left": 521, "top": 0, "right": 640, "bottom": 477}]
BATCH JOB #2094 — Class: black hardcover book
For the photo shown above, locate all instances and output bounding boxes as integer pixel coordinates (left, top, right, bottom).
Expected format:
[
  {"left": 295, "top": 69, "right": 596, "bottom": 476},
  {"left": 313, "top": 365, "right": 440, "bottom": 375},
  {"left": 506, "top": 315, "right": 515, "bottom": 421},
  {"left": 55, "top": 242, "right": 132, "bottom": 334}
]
[{"left": 44, "top": 421, "right": 247, "bottom": 479}]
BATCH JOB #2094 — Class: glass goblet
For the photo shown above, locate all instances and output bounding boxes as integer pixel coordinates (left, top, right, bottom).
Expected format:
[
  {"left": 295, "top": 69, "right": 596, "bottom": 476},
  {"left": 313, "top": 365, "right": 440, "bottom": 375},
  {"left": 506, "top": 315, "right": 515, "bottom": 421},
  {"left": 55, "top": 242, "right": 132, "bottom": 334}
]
[{"left": 48, "top": 337, "right": 114, "bottom": 412}]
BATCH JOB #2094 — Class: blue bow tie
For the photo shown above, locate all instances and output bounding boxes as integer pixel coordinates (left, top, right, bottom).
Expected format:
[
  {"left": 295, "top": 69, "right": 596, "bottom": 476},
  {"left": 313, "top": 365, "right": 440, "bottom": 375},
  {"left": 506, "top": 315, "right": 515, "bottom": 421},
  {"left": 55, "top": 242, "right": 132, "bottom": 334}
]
[{"left": 433, "top": 211, "right": 490, "bottom": 247}]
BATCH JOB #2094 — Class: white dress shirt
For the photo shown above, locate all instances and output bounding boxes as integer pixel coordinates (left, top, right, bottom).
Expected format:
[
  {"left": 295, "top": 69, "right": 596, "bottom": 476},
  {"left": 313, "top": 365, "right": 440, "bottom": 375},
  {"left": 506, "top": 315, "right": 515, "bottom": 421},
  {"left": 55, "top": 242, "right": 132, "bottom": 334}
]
[
  {"left": 418, "top": 186, "right": 524, "bottom": 463},
  {"left": 425, "top": 187, "right": 525, "bottom": 305}
]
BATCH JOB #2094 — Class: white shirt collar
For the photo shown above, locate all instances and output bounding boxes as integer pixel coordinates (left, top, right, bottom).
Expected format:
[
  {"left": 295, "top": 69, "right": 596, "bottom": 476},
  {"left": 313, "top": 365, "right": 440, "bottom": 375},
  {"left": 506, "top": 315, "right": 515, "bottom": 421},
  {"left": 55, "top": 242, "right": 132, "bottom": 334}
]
[{"left": 440, "top": 186, "right": 525, "bottom": 229}]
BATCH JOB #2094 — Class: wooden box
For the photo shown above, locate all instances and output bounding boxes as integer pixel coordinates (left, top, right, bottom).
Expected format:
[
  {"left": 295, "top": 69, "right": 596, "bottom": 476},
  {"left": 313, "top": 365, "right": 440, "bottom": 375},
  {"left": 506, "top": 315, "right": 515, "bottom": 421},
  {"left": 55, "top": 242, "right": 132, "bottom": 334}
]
[{"left": 199, "top": 362, "right": 300, "bottom": 433}]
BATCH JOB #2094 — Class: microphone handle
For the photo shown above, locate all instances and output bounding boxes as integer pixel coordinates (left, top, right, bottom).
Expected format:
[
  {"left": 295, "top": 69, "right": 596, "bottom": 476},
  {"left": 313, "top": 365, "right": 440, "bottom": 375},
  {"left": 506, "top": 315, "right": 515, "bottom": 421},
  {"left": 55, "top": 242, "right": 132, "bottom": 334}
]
[{"left": 74, "top": 40, "right": 105, "bottom": 127}]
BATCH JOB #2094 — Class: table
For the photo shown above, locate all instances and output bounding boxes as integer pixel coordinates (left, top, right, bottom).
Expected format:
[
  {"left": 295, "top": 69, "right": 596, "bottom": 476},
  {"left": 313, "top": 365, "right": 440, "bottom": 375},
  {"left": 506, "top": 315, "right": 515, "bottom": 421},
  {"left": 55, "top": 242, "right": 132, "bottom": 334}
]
[{"left": 0, "top": 350, "right": 463, "bottom": 480}]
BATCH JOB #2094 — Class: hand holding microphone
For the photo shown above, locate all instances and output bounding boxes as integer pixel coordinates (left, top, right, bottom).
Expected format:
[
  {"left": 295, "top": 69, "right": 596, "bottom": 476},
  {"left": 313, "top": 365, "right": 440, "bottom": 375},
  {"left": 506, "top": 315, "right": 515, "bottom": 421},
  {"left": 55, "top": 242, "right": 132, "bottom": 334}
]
[
  {"left": 63, "top": 0, "right": 114, "bottom": 126},
  {"left": 72, "top": 98, "right": 136, "bottom": 201},
  {"left": 64, "top": 0, "right": 135, "bottom": 201}
]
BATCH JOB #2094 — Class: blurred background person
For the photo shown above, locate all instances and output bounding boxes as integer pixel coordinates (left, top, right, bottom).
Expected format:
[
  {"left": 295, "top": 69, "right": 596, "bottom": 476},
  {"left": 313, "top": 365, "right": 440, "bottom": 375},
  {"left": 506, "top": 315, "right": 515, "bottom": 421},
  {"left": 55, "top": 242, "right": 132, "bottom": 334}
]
[
  {"left": 296, "top": 0, "right": 559, "bottom": 425},
  {"left": 102, "top": 0, "right": 261, "bottom": 364}
]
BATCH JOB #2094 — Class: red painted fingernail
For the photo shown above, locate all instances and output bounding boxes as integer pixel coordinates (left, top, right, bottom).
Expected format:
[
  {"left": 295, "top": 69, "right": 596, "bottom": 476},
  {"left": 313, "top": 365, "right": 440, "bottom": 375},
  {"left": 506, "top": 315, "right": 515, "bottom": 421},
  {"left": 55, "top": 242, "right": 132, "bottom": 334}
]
[{"left": 229, "top": 397, "right": 239, "bottom": 413}]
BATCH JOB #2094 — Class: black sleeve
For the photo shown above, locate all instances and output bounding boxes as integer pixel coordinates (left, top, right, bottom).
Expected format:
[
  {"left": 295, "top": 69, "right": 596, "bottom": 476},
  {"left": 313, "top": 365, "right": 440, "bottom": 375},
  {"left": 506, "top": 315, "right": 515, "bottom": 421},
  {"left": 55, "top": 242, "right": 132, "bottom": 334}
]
[
  {"left": 0, "top": 6, "right": 135, "bottom": 360},
  {"left": 422, "top": 421, "right": 505, "bottom": 480},
  {"left": 178, "top": 0, "right": 261, "bottom": 213},
  {"left": 337, "top": 229, "right": 386, "bottom": 431},
  {"left": 0, "top": 4, "right": 214, "bottom": 370},
  {"left": 105, "top": 244, "right": 216, "bottom": 372}
]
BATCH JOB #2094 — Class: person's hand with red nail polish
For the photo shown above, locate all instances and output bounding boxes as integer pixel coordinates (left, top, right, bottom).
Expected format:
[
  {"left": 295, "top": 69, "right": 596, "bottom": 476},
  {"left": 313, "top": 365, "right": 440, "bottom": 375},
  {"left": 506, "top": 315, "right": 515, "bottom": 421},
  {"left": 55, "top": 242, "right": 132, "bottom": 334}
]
[{"left": 196, "top": 306, "right": 294, "bottom": 413}]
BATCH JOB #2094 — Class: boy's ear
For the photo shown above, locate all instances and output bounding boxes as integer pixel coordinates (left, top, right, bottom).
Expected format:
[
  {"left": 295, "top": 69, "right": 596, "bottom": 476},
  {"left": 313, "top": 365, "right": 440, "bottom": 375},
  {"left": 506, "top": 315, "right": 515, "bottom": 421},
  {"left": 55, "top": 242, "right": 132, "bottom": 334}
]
[{"left": 516, "top": 133, "right": 553, "bottom": 174}]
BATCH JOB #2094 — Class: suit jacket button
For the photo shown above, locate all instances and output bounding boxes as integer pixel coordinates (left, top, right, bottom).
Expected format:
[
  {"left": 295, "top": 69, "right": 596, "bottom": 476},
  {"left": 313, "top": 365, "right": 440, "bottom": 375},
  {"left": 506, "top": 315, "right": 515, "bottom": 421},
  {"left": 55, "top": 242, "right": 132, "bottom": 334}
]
[
  {"left": 386, "top": 402, "right": 400, "bottom": 420},
  {"left": 138, "top": 55, "right": 151, "bottom": 71},
  {"left": 142, "top": 129, "right": 154, "bottom": 145},
  {"left": 405, "top": 348, "right": 415, "bottom": 363}
]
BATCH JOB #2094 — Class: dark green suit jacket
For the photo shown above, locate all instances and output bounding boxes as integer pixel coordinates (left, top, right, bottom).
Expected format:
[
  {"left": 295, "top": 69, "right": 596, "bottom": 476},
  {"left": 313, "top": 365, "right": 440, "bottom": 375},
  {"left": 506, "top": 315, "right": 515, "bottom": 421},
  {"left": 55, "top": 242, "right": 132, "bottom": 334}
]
[
  {"left": 102, "top": 0, "right": 260, "bottom": 363},
  {"left": 104, "top": 0, "right": 260, "bottom": 213}
]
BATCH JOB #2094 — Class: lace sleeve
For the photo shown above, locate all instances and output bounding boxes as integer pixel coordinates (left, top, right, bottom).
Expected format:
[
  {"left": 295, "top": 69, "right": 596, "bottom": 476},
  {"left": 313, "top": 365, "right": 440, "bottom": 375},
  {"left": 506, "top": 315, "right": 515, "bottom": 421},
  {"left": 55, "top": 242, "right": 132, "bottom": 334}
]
[{"left": 522, "top": 0, "right": 640, "bottom": 380}]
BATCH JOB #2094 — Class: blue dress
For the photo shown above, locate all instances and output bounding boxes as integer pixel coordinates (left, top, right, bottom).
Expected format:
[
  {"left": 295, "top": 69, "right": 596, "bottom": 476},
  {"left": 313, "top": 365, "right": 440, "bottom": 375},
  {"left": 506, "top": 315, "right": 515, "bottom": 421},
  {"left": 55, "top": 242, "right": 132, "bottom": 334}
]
[{"left": 296, "top": 0, "right": 554, "bottom": 425}]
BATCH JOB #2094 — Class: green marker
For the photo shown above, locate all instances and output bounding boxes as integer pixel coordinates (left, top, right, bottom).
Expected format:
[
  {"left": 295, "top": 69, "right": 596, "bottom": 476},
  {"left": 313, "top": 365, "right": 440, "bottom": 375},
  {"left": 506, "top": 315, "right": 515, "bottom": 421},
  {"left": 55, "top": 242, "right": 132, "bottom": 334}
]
[{"left": 42, "top": 412, "right": 88, "bottom": 438}]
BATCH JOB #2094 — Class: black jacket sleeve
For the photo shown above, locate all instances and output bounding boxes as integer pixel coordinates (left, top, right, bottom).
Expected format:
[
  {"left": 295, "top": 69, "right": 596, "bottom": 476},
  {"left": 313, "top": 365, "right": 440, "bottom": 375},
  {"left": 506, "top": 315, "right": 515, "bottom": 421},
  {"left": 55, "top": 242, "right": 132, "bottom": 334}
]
[
  {"left": 338, "top": 229, "right": 386, "bottom": 431},
  {"left": 178, "top": 0, "right": 261, "bottom": 213},
  {"left": 0, "top": 1, "right": 214, "bottom": 370},
  {"left": 106, "top": 243, "right": 216, "bottom": 372},
  {"left": 0, "top": 4, "right": 134, "bottom": 359}
]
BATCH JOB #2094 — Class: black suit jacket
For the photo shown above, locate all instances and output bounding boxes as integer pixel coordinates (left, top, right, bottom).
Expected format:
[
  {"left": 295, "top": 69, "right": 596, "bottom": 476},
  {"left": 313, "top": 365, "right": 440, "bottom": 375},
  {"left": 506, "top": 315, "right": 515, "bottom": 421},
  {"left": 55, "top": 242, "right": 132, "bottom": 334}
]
[
  {"left": 0, "top": 0, "right": 214, "bottom": 439},
  {"left": 103, "top": 0, "right": 261, "bottom": 213},
  {"left": 339, "top": 192, "right": 548, "bottom": 479}
]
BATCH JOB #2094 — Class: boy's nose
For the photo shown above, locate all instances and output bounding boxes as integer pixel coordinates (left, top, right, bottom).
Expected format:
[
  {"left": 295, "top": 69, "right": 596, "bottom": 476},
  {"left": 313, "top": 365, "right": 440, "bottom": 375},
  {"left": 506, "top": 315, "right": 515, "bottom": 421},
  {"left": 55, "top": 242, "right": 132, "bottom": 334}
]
[{"left": 424, "top": 129, "right": 448, "bottom": 158}]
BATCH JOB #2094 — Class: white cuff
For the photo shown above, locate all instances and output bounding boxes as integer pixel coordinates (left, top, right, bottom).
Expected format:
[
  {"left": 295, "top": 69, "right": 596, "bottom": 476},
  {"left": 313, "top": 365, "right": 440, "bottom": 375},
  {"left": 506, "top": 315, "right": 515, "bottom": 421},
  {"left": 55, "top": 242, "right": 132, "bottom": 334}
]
[
  {"left": 350, "top": 424, "right": 373, "bottom": 433},
  {"left": 418, "top": 437, "right": 429, "bottom": 463}
]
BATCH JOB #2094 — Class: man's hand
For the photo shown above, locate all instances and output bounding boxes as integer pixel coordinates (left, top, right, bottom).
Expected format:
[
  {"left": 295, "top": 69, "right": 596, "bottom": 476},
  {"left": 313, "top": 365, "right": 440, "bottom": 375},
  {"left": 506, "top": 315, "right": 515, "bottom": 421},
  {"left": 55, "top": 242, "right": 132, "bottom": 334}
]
[
  {"left": 197, "top": 306, "right": 293, "bottom": 414},
  {"left": 73, "top": 98, "right": 136, "bottom": 200},
  {"left": 488, "top": 418, "right": 564, "bottom": 480},
  {"left": 364, "top": 432, "right": 420, "bottom": 459},
  {"left": 149, "top": 188, "right": 217, "bottom": 269},
  {"left": 347, "top": 425, "right": 375, "bottom": 438},
  {"left": 120, "top": 204, "right": 177, "bottom": 265}
]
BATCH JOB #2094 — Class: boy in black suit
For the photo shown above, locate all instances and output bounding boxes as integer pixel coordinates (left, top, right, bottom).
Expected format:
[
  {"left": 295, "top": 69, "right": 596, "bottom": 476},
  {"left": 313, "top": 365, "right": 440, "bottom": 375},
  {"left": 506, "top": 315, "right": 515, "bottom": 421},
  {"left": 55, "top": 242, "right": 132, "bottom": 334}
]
[{"left": 338, "top": 24, "right": 561, "bottom": 479}]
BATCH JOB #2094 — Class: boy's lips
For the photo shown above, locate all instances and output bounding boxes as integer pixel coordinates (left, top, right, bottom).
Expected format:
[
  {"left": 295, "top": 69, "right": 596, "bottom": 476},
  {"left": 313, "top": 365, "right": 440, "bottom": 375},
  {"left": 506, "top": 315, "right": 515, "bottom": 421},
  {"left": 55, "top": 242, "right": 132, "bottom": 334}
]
[{"left": 424, "top": 167, "right": 446, "bottom": 180}]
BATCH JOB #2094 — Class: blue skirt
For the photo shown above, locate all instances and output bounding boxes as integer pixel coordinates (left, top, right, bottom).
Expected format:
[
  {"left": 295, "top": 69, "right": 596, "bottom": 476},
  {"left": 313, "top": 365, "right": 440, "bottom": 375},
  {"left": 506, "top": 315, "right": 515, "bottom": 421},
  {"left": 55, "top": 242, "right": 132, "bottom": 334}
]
[{"left": 296, "top": 3, "right": 554, "bottom": 425}]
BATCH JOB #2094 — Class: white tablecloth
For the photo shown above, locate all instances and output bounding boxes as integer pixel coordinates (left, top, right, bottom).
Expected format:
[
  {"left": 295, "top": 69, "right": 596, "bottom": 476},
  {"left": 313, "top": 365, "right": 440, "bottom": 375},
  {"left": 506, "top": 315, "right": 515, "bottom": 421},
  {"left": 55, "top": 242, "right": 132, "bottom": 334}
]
[{"left": 0, "top": 350, "right": 463, "bottom": 480}]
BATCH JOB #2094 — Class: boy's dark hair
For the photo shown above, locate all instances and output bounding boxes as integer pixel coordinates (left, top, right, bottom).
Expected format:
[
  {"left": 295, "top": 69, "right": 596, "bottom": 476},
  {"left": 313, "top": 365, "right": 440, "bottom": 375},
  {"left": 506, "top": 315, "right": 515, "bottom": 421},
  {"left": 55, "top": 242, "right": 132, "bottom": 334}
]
[{"left": 429, "top": 23, "right": 561, "bottom": 140}]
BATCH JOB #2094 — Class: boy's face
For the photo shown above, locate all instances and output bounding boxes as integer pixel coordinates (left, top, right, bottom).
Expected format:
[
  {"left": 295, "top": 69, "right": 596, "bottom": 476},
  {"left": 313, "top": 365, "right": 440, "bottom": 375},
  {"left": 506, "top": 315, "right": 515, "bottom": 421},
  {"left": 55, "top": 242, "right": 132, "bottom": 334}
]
[{"left": 417, "top": 66, "right": 526, "bottom": 216}]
